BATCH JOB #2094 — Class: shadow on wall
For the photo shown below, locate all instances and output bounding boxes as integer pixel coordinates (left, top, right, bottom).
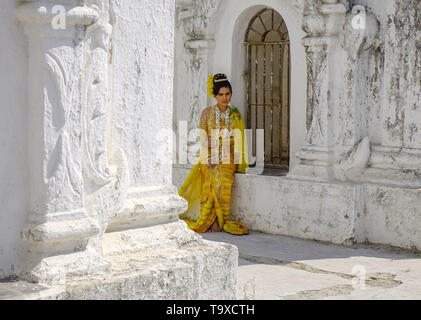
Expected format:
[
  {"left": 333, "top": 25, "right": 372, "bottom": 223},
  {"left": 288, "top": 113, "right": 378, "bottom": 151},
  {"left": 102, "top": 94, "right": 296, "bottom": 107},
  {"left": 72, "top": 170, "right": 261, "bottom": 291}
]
[{"left": 0, "top": 0, "right": 29, "bottom": 280}]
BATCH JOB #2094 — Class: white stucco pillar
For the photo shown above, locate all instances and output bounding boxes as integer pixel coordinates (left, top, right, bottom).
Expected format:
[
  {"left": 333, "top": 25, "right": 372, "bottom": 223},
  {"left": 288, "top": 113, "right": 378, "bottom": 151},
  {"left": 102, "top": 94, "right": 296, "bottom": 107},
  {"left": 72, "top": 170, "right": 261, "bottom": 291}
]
[
  {"left": 16, "top": 0, "right": 110, "bottom": 285},
  {"left": 358, "top": 0, "right": 421, "bottom": 188},
  {"left": 105, "top": 0, "right": 188, "bottom": 232},
  {"left": 332, "top": 5, "right": 379, "bottom": 182},
  {"left": 184, "top": 39, "right": 215, "bottom": 158},
  {"left": 288, "top": 0, "right": 347, "bottom": 182}
]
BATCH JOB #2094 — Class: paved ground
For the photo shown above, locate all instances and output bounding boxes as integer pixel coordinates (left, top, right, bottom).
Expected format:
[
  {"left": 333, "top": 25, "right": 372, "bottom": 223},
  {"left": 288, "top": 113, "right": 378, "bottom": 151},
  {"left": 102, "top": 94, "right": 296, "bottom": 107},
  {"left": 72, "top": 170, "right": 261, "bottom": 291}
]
[
  {"left": 2, "top": 231, "right": 421, "bottom": 300},
  {"left": 202, "top": 231, "right": 421, "bottom": 300}
]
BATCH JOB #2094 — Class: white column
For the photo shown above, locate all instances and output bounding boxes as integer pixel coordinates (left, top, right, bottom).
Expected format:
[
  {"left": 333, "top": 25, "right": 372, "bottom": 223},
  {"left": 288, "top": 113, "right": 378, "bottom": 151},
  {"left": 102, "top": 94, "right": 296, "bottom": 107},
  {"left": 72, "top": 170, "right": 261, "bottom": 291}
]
[
  {"left": 360, "top": 0, "right": 421, "bottom": 188},
  {"left": 185, "top": 39, "right": 215, "bottom": 159},
  {"left": 106, "top": 0, "right": 187, "bottom": 232},
  {"left": 16, "top": 0, "right": 109, "bottom": 285},
  {"left": 332, "top": 5, "right": 379, "bottom": 182},
  {"left": 288, "top": 0, "right": 346, "bottom": 182}
]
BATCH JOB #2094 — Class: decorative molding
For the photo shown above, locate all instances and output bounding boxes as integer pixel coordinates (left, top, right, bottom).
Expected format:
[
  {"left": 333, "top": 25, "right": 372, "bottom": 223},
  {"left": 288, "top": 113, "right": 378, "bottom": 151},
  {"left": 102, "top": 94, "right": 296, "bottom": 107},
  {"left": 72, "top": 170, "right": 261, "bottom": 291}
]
[{"left": 176, "top": 0, "right": 221, "bottom": 39}]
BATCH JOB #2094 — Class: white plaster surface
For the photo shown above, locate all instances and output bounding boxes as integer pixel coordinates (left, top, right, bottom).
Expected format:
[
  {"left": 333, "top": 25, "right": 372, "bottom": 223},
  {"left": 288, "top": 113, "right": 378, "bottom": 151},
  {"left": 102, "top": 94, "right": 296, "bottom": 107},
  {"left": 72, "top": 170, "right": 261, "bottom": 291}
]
[{"left": 111, "top": 0, "right": 175, "bottom": 187}]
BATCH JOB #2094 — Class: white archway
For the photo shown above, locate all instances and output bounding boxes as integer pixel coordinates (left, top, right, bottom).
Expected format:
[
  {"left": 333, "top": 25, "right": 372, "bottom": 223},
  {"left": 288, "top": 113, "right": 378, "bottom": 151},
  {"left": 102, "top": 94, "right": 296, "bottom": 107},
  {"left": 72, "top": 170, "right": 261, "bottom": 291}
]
[{"left": 210, "top": 0, "right": 307, "bottom": 170}]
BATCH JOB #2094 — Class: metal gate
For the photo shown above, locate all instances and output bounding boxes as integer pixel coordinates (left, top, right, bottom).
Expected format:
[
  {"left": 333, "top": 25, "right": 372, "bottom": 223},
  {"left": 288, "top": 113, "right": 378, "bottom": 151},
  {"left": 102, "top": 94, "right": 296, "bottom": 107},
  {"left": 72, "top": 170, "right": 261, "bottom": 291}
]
[{"left": 245, "top": 8, "right": 290, "bottom": 170}]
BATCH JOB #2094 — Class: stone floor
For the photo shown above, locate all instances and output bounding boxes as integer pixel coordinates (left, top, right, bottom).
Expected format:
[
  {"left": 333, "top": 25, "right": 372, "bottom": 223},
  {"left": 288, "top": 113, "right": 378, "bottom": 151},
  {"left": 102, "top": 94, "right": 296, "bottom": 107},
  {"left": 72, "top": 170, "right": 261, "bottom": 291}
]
[
  {"left": 202, "top": 231, "right": 421, "bottom": 300},
  {"left": 0, "top": 278, "right": 65, "bottom": 300},
  {"left": 2, "top": 230, "right": 421, "bottom": 300}
]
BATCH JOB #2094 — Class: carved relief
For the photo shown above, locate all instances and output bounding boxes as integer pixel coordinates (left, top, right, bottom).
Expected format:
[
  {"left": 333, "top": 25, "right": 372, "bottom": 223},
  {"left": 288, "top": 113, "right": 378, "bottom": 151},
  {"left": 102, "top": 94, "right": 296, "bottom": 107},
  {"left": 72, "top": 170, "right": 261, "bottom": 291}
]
[
  {"left": 82, "top": 0, "right": 129, "bottom": 252},
  {"left": 82, "top": 0, "right": 113, "bottom": 185},
  {"left": 304, "top": 45, "right": 328, "bottom": 146},
  {"left": 44, "top": 44, "right": 84, "bottom": 212},
  {"left": 185, "top": 53, "right": 205, "bottom": 134},
  {"left": 176, "top": 0, "right": 221, "bottom": 38}
]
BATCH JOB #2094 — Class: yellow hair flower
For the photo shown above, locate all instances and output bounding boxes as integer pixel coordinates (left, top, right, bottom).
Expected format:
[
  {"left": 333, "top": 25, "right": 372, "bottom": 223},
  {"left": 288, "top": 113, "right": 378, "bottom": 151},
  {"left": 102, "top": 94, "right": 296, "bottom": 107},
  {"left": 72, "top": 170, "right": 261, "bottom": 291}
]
[{"left": 206, "top": 74, "right": 214, "bottom": 98}]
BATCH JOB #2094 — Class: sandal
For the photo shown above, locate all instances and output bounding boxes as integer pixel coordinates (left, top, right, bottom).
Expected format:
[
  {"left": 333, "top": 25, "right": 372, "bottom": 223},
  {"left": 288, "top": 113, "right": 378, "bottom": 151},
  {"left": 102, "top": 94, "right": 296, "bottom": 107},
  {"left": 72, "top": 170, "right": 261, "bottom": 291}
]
[{"left": 223, "top": 221, "right": 249, "bottom": 235}]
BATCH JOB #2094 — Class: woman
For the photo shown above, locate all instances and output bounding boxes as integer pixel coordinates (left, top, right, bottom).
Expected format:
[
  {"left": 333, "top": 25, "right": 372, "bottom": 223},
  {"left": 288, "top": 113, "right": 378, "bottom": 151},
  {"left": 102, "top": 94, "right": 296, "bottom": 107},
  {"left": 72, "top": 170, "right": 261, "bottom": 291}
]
[{"left": 178, "top": 73, "right": 249, "bottom": 235}]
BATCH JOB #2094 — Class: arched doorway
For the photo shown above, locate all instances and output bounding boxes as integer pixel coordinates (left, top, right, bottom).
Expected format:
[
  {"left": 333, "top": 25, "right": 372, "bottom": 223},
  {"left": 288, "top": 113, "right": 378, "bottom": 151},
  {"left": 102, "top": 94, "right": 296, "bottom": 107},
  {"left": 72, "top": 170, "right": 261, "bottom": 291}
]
[{"left": 245, "top": 8, "right": 290, "bottom": 171}]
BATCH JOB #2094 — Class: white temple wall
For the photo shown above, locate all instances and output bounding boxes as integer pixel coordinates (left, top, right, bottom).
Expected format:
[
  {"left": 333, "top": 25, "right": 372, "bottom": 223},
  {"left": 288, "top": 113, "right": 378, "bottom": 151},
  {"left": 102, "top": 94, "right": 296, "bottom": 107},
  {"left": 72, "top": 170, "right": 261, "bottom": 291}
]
[
  {"left": 173, "top": 0, "right": 421, "bottom": 251},
  {"left": 0, "top": 0, "right": 28, "bottom": 279}
]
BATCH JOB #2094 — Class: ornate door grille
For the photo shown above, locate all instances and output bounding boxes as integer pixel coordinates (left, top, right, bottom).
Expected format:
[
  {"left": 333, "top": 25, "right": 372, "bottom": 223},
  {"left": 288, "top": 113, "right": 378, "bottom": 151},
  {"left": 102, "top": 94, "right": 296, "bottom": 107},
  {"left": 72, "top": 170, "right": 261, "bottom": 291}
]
[{"left": 245, "top": 8, "right": 290, "bottom": 170}]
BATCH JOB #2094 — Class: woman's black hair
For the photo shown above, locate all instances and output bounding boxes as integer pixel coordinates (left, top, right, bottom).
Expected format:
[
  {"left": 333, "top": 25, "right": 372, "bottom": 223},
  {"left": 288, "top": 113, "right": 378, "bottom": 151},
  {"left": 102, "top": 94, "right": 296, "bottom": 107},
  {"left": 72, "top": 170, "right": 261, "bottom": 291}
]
[{"left": 213, "top": 73, "right": 232, "bottom": 96}]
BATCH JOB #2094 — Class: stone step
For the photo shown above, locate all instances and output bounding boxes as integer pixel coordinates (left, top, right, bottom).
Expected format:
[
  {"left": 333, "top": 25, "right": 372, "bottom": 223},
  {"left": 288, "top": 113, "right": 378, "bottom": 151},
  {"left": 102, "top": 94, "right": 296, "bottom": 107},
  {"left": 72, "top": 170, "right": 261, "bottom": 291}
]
[
  {"left": 0, "top": 279, "right": 65, "bottom": 300},
  {"left": 65, "top": 239, "right": 238, "bottom": 300},
  {"left": 2, "top": 222, "right": 239, "bottom": 300}
]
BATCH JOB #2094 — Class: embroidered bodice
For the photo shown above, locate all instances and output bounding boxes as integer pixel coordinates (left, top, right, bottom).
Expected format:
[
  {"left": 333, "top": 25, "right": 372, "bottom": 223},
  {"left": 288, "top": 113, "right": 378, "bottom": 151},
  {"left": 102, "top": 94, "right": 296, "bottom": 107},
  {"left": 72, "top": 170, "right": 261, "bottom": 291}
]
[{"left": 199, "top": 105, "right": 235, "bottom": 164}]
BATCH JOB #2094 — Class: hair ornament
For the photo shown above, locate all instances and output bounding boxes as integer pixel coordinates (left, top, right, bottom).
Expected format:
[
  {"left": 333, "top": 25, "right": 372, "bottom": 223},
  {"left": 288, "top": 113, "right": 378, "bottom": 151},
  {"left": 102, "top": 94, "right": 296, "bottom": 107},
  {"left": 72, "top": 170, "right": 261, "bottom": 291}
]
[{"left": 214, "top": 74, "right": 228, "bottom": 83}]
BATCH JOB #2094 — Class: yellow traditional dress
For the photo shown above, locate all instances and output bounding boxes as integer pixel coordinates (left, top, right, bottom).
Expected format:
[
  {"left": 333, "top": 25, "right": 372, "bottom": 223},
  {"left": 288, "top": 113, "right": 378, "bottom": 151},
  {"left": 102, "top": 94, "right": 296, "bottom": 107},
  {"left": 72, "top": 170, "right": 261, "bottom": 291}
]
[{"left": 178, "top": 104, "right": 249, "bottom": 235}]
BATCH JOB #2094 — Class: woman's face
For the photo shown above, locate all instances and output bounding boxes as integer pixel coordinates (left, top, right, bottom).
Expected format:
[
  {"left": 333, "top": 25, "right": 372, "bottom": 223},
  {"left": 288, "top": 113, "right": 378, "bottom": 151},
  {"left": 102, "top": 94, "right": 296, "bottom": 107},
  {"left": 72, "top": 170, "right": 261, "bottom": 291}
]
[{"left": 215, "top": 87, "right": 232, "bottom": 107}]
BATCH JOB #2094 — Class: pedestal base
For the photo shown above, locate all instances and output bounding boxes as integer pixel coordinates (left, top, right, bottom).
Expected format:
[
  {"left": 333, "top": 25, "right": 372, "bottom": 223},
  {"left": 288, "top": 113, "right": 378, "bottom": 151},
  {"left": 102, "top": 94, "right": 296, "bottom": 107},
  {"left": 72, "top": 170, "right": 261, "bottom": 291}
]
[
  {"left": 27, "top": 221, "right": 237, "bottom": 300},
  {"left": 20, "top": 248, "right": 111, "bottom": 286},
  {"left": 106, "top": 185, "right": 187, "bottom": 232},
  {"left": 20, "top": 210, "right": 111, "bottom": 286},
  {"left": 14, "top": 221, "right": 239, "bottom": 300},
  {"left": 286, "top": 163, "right": 336, "bottom": 182}
]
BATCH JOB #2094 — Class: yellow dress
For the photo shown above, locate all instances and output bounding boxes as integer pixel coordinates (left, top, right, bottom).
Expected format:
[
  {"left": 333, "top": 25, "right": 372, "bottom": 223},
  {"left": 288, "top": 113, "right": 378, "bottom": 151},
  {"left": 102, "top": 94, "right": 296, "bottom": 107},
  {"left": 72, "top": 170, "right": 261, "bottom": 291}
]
[{"left": 178, "top": 105, "right": 249, "bottom": 235}]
